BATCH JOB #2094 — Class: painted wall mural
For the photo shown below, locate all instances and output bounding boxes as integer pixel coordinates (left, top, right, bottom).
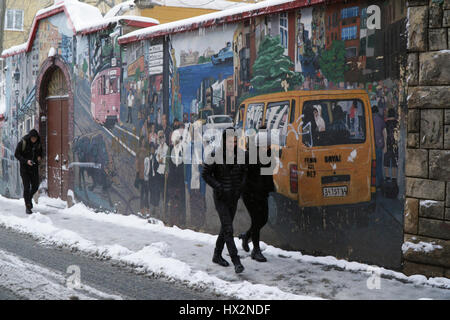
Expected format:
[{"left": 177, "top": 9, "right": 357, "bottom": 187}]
[{"left": 0, "top": 1, "right": 407, "bottom": 269}]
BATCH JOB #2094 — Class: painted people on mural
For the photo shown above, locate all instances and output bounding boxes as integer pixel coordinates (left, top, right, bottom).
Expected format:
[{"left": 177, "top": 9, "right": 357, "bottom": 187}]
[
  {"left": 146, "top": 142, "right": 160, "bottom": 215},
  {"left": 184, "top": 119, "right": 207, "bottom": 229},
  {"left": 126, "top": 84, "right": 135, "bottom": 124},
  {"left": 166, "top": 123, "right": 186, "bottom": 226},
  {"left": 381, "top": 108, "right": 400, "bottom": 199},
  {"left": 135, "top": 139, "right": 150, "bottom": 215},
  {"left": 155, "top": 130, "right": 169, "bottom": 218},
  {"left": 372, "top": 105, "right": 387, "bottom": 189}
]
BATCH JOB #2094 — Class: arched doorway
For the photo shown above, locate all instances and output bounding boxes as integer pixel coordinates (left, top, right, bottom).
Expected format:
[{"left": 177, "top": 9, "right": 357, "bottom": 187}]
[
  {"left": 46, "top": 68, "right": 69, "bottom": 200},
  {"left": 36, "top": 56, "right": 74, "bottom": 201}
]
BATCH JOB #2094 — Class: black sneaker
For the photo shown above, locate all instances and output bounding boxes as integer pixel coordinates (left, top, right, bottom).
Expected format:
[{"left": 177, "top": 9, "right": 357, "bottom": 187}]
[{"left": 26, "top": 207, "right": 33, "bottom": 215}]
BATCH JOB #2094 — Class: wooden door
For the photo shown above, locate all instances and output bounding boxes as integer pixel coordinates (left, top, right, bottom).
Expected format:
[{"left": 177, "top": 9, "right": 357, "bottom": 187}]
[{"left": 47, "top": 98, "right": 69, "bottom": 200}]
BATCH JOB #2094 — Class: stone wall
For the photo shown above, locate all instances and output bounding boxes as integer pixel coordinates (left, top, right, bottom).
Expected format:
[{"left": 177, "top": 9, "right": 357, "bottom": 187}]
[{"left": 404, "top": 0, "right": 450, "bottom": 278}]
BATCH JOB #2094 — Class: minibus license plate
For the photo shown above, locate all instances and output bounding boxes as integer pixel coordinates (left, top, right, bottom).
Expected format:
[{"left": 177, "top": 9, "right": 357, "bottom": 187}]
[{"left": 323, "top": 186, "right": 348, "bottom": 197}]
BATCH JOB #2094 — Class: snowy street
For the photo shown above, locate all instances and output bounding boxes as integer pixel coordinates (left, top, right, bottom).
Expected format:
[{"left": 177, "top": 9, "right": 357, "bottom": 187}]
[
  {"left": 0, "top": 195, "right": 449, "bottom": 300},
  {"left": 0, "top": 225, "right": 218, "bottom": 300}
]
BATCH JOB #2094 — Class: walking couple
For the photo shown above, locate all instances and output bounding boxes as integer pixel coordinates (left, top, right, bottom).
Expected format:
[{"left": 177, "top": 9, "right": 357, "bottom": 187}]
[{"left": 202, "top": 128, "right": 274, "bottom": 274}]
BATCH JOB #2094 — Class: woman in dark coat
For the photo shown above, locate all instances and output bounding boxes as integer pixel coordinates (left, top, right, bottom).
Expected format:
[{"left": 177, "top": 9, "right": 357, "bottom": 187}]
[{"left": 239, "top": 129, "right": 275, "bottom": 262}]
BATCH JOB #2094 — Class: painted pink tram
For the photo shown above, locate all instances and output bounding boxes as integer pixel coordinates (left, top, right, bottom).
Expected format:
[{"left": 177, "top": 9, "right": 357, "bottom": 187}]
[{"left": 91, "top": 67, "right": 121, "bottom": 128}]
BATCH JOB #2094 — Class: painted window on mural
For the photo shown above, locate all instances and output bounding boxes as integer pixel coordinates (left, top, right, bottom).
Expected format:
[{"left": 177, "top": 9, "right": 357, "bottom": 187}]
[
  {"left": 361, "top": 8, "right": 368, "bottom": 28},
  {"left": 302, "top": 100, "right": 366, "bottom": 147},
  {"left": 341, "top": 6, "right": 359, "bottom": 19},
  {"left": 99, "top": 73, "right": 119, "bottom": 95},
  {"left": 346, "top": 47, "right": 357, "bottom": 58},
  {"left": 5, "top": 9, "right": 23, "bottom": 31},
  {"left": 341, "top": 26, "right": 358, "bottom": 41},
  {"left": 280, "top": 13, "right": 288, "bottom": 49}
]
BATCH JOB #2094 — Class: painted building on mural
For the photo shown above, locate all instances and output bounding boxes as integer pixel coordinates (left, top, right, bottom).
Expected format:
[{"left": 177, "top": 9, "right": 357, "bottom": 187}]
[{"left": 0, "top": 0, "right": 408, "bottom": 270}]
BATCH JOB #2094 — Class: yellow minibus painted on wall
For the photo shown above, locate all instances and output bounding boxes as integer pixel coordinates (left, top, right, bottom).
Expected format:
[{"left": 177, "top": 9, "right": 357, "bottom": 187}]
[{"left": 239, "top": 90, "right": 376, "bottom": 208}]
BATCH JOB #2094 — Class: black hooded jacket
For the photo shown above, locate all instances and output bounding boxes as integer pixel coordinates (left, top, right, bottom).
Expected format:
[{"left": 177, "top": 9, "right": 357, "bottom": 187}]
[
  {"left": 15, "top": 129, "right": 42, "bottom": 172},
  {"left": 202, "top": 133, "right": 247, "bottom": 202}
]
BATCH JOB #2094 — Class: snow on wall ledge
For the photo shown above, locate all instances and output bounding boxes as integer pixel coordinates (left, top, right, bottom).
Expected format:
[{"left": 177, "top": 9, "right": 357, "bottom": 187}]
[
  {"left": 1, "top": 0, "right": 159, "bottom": 58},
  {"left": 118, "top": 0, "right": 324, "bottom": 43}
]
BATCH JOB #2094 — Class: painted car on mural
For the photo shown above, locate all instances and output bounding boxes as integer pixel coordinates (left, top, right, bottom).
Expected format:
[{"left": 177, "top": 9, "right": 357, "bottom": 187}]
[
  {"left": 211, "top": 42, "right": 233, "bottom": 65},
  {"left": 204, "top": 115, "right": 234, "bottom": 130},
  {"left": 238, "top": 90, "right": 376, "bottom": 210},
  {"left": 91, "top": 67, "right": 121, "bottom": 128}
]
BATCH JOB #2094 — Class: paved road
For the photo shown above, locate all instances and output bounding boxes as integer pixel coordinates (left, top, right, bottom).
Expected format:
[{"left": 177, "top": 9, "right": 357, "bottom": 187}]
[
  {"left": 0, "top": 287, "right": 22, "bottom": 300},
  {"left": 0, "top": 225, "right": 221, "bottom": 300}
]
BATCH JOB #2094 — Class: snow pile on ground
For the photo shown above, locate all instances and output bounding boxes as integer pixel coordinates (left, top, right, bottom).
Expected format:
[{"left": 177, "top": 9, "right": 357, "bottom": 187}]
[
  {"left": 63, "top": 201, "right": 450, "bottom": 291},
  {"left": 0, "top": 195, "right": 449, "bottom": 299},
  {"left": 0, "top": 197, "right": 318, "bottom": 299}
]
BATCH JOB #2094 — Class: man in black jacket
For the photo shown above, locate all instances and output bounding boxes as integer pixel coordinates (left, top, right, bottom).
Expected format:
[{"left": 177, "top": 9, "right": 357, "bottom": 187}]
[
  {"left": 202, "top": 128, "right": 247, "bottom": 274},
  {"left": 239, "top": 129, "right": 275, "bottom": 262},
  {"left": 14, "top": 129, "right": 42, "bottom": 214}
]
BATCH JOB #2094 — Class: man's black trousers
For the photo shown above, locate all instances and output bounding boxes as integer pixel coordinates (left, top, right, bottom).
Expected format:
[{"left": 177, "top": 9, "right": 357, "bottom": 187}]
[
  {"left": 214, "top": 196, "right": 239, "bottom": 263},
  {"left": 21, "top": 169, "right": 39, "bottom": 208}
]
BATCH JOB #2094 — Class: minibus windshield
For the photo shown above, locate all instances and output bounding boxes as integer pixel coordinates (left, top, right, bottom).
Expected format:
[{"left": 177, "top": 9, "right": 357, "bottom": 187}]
[{"left": 302, "top": 99, "right": 366, "bottom": 147}]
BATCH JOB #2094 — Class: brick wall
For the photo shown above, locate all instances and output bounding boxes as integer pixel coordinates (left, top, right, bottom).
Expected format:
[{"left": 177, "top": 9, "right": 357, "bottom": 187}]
[{"left": 404, "top": 0, "right": 450, "bottom": 278}]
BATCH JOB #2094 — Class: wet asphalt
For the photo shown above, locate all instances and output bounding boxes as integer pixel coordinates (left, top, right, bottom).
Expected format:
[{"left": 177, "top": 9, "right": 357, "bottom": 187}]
[{"left": 0, "top": 225, "right": 223, "bottom": 300}]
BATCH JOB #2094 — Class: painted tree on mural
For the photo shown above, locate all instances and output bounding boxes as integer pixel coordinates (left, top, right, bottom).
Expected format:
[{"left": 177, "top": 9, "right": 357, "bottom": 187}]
[
  {"left": 319, "top": 40, "right": 348, "bottom": 85},
  {"left": 251, "top": 36, "right": 303, "bottom": 93}
]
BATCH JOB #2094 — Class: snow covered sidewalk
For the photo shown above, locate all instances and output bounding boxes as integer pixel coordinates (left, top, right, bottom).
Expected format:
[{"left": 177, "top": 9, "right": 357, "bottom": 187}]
[{"left": 0, "top": 195, "right": 449, "bottom": 300}]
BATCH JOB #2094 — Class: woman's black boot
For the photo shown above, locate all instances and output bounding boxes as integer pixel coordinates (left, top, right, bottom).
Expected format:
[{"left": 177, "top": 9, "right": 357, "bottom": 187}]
[{"left": 251, "top": 248, "right": 267, "bottom": 262}]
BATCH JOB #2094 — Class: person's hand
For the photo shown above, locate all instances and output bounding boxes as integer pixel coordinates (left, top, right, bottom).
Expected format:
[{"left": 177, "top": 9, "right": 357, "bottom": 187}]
[
  {"left": 383, "top": 147, "right": 387, "bottom": 154},
  {"left": 27, "top": 160, "right": 33, "bottom": 166},
  {"left": 37, "top": 157, "right": 41, "bottom": 164}
]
